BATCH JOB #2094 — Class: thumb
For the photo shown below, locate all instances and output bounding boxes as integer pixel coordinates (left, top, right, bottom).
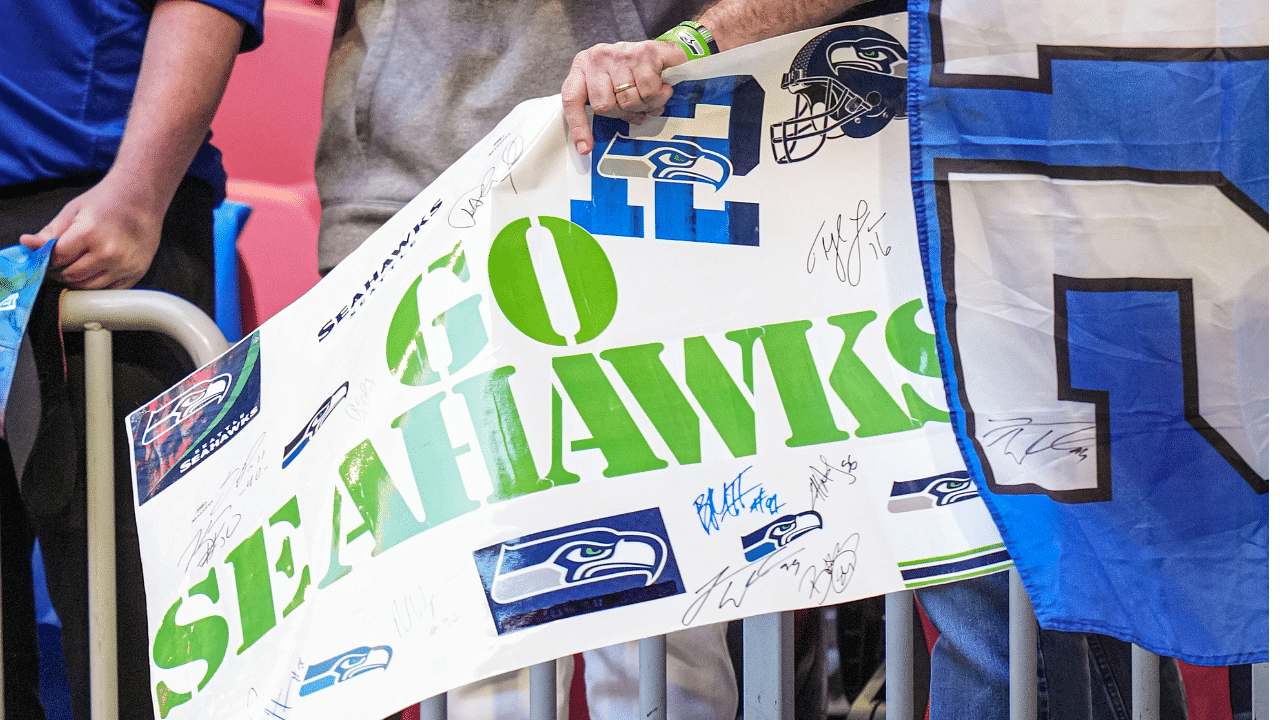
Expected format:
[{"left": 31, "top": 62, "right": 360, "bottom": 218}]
[{"left": 19, "top": 201, "right": 79, "bottom": 252}]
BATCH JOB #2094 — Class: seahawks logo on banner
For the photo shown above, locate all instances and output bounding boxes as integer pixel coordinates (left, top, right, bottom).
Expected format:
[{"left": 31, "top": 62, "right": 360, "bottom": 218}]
[
  {"left": 771, "top": 24, "right": 907, "bottom": 163},
  {"left": 741, "top": 511, "right": 823, "bottom": 561},
  {"left": 572, "top": 76, "right": 764, "bottom": 246},
  {"left": 473, "top": 508, "right": 683, "bottom": 635},
  {"left": 129, "top": 332, "right": 262, "bottom": 504},
  {"left": 300, "top": 645, "right": 393, "bottom": 697}
]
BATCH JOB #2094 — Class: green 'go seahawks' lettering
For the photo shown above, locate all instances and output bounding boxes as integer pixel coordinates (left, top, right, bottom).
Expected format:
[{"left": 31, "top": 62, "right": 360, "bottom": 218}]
[
  {"left": 333, "top": 439, "right": 433, "bottom": 558},
  {"left": 386, "top": 285, "right": 488, "bottom": 386},
  {"left": 598, "top": 339, "right": 757, "bottom": 464},
  {"left": 386, "top": 275, "right": 435, "bottom": 385},
  {"left": 599, "top": 343, "right": 704, "bottom": 465},
  {"left": 392, "top": 393, "right": 484, "bottom": 520},
  {"left": 883, "top": 299, "right": 950, "bottom": 424},
  {"left": 153, "top": 568, "right": 226, "bottom": 718},
  {"left": 452, "top": 367, "right": 562, "bottom": 502},
  {"left": 684, "top": 336, "right": 757, "bottom": 457},
  {"left": 270, "top": 497, "right": 311, "bottom": 618},
  {"left": 754, "top": 320, "right": 850, "bottom": 447},
  {"left": 224, "top": 528, "right": 274, "bottom": 654},
  {"left": 827, "top": 311, "right": 921, "bottom": 437},
  {"left": 152, "top": 291, "right": 950, "bottom": 706},
  {"left": 489, "top": 216, "right": 618, "bottom": 345},
  {"left": 554, "top": 353, "right": 669, "bottom": 476},
  {"left": 153, "top": 494, "right": 308, "bottom": 714}
]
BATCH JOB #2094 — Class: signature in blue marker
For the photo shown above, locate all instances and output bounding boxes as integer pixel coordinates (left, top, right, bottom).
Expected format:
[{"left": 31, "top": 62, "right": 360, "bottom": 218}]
[{"left": 693, "top": 467, "right": 786, "bottom": 535}]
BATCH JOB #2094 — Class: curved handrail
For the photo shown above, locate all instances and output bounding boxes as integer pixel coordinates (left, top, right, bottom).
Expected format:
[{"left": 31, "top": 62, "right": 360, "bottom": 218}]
[{"left": 61, "top": 289, "right": 231, "bottom": 365}]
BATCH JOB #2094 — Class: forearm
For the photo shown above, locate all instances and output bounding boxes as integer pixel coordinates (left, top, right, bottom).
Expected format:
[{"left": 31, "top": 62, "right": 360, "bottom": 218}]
[
  {"left": 110, "top": 0, "right": 245, "bottom": 214},
  {"left": 694, "top": 0, "right": 868, "bottom": 50}
]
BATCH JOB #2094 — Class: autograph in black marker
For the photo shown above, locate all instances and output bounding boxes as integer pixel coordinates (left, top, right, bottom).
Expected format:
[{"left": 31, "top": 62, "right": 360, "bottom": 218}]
[
  {"left": 448, "top": 134, "right": 525, "bottom": 228},
  {"left": 806, "top": 200, "right": 890, "bottom": 288},
  {"left": 980, "top": 417, "right": 1095, "bottom": 464},
  {"left": 798, "top": 532, "right": 859, "bottom": 604},
  {"left": 390, "top": 575, "right": 463, "bottom": 639},
  {"left": 247, "top": 657, "right": 305, "bottom": 720},
  {"left": 808, "top": 454, "right": 857, "bottom": 510},
  {"left": 682, "top": 545, "right": 807, "bottom": 626},
  {"left": 180, "top": 432, "right": 266, "bottom": 571}
]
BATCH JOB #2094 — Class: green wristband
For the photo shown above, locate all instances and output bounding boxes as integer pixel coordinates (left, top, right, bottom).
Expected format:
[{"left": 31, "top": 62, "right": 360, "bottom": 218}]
[{"left": 657, "top": 20, "right": 718, "bottom": 61}]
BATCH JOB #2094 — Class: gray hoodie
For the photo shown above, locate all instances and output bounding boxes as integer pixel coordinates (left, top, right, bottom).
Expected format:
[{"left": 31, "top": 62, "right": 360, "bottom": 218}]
[{"left": 315, "top": 0, "right": 705, "bottom": 273}]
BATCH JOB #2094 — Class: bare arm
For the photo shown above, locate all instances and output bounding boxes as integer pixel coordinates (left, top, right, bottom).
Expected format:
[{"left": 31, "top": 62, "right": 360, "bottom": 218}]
[
  {"left": 696, "top": 0, "right": 865, "bottom": 50},
  {"left": 20, "top": 0, "right": 245, "bottom": 289},
  {"left": 562, "top": 0, "right": 867, "bottom": 154}
]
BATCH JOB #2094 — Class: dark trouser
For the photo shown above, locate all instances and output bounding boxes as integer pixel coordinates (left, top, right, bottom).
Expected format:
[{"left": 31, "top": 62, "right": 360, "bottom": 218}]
[
  {"left": 1039, "top": 629, "right": 1190, "bottom": 720},
  {"left": 1, "top": 173, "right": 216, "bottom": 720},
  {"left": 0, "top": 440, "right": 44, "bottom": 719},
  {"left": 916, "top": 571, "right": 1189, "bottom": 720}
]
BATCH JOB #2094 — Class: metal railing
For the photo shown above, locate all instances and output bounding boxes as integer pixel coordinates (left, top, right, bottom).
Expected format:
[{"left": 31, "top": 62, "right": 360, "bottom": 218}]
[
  {"left": 48, "top": 289, "right": 1271, "bottom": 720},
  {"left": 62, "top": 289, "right": 231, "bottom": 720}
]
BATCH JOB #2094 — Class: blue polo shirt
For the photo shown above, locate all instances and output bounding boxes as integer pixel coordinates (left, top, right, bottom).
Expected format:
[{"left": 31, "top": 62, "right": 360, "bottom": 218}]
[{"left": 0, "top": 0, "right": 265, "bottom": 202}]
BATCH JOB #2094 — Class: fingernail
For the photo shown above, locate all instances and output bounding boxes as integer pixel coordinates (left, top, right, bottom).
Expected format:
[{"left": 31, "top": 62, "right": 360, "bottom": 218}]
[{"left": 576, "top": 141, "right": 589, "bottom": 155}]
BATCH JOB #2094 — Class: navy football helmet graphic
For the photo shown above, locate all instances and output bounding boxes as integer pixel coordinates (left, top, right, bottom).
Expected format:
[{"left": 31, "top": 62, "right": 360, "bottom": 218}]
[
  {"left": 299, "top": 645, "right": 393, "bottom": 697},
  {"left": 490, "top": 527, "right": 668, "bottom": 605},
  {"left": 741, "top": 511, "right": 823, "bottom": 562},
  {"left": 282, "top": 381, "right": 349, "bottom": 468},
  {"left": 597, "top": 135, "right": 733, "bottom": 189},
  {"left": 770, "top": 25, "right": 907, "bottom": 163},
  {"left": 887, "top": 471, "right": 979, "bottom": 513}
]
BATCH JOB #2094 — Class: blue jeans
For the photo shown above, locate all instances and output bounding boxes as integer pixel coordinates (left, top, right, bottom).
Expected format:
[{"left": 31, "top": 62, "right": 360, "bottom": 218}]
[{"left": 915, "top": 571, "right": 1189, "bottom": 720}]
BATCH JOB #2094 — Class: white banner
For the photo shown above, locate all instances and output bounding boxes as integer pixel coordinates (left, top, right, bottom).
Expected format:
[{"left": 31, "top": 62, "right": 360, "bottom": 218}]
[{"left": 129, "top": 16, "right": 1005, "bottom": 720}]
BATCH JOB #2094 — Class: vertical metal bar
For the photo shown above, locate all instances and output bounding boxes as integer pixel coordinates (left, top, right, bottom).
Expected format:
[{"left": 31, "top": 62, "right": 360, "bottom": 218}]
[
  {"left": 529, "top": 660, "right": 557, "bottom": 720},
  {"left": 85, "top": 324, "right": 119, "bottom": 720},
  {"left": 420, "top": 693, "right": 446, "bottom": 720},
  {"left": 59, "top": 291, "right": 229, "bottom": 720},
  {"left": 1131, "top": 645, "right": 1159, "bottom": 720},
  {"left": 885, "top": 591, "right": 914, "bottom": 720},
  {"left": 1009, "top": 573, "right": 1038, "bottom": 720},
  {"left": 743, "top": 612, "right": 794, "bottom": 720},
  {"left": 640, "top": 635, "right": 667, "bottom": 720},
  {"left": 1251, "top": 663, "right": 1268, "bottom": 720}
]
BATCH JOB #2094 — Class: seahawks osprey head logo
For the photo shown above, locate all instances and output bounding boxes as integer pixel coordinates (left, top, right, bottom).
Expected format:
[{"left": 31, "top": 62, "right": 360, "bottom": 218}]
[
  {"left": 597, "top": 135, "right": 733, "bottom": 189},
  {"left": 282, "top": 381, "right": 349, "bottom": 468},
  {"left": 141, "top": 373, "right": 233, "bottom": 446},
  {"left": 490, "top": 527, "right": 668, "bottom": 605},
  {"left": 741, "top": 511, "right": 823, "bottom": 562},
  {"left": 299, "top": 645, "right": 393, "bottom": 697},
  {"left": 887, "top": 471, "right": 979, "bottom": 513}
]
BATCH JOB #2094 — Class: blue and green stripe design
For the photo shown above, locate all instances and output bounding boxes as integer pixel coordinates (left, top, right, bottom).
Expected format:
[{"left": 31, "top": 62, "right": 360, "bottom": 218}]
[{"left": 898, "top": 542, "right": 1011, "bottom": 589}]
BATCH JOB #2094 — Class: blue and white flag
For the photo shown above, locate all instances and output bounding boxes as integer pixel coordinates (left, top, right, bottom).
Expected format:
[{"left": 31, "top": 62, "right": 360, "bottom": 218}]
[
  {"left": 907, "top": 0, "right": 1268, "bottom": 664},
  {"left": 0, "top": 240, "right": 54, "bottom": 438}
]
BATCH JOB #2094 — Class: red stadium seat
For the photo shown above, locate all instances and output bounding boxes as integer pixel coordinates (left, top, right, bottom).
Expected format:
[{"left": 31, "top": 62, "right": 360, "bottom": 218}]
[
  {"left": 225, "top": 179, "right": 323, "bottom": 329},
  {"left": 212, "top": 0, "right": 334, "bottom": 187},
  {"left": 210, "top": 0, "right": 336, "bottom": 330}
]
